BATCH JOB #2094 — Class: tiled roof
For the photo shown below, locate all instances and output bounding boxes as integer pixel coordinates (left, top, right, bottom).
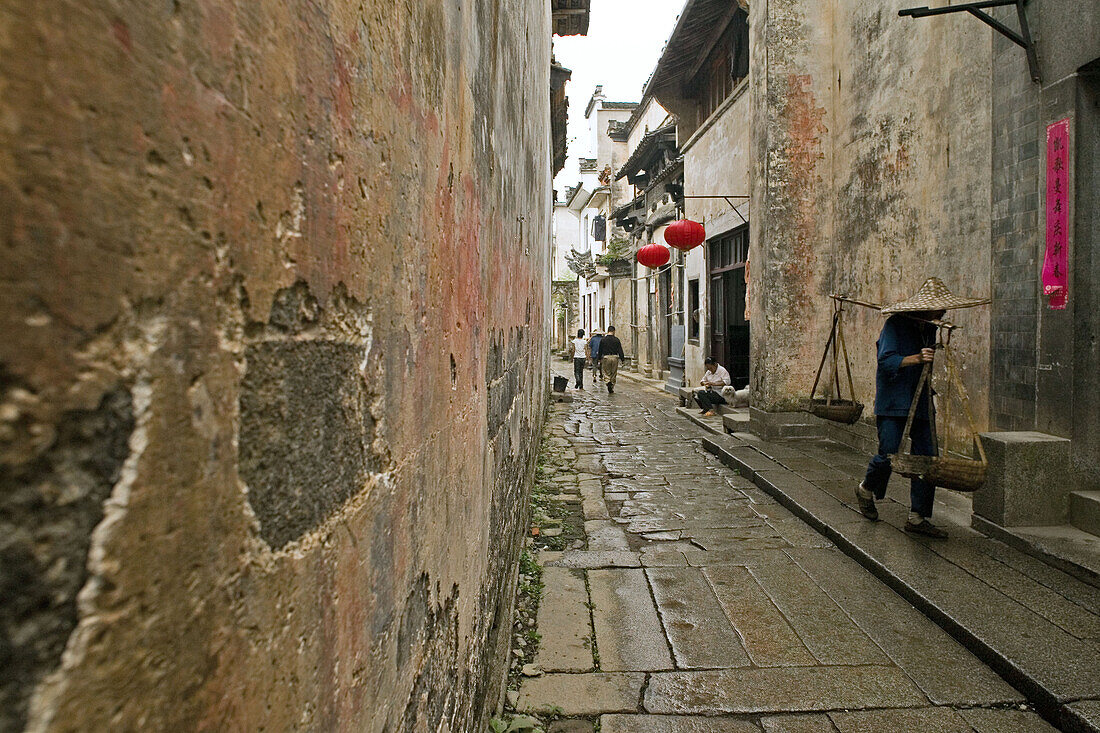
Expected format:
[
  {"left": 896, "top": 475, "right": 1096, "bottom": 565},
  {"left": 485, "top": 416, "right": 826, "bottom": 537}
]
[
  {"left": 644, "top": 0, "right": 743, "bottom": 97},
  {"left": 616, "top": 123, "right": 678, "bottom": 182}
]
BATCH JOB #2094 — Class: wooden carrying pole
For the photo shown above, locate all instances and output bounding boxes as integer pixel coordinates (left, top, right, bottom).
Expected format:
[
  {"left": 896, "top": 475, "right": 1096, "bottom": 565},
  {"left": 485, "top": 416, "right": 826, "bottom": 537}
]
[{"left": 827, "top": 293, "right": 960, "bottom": 332}]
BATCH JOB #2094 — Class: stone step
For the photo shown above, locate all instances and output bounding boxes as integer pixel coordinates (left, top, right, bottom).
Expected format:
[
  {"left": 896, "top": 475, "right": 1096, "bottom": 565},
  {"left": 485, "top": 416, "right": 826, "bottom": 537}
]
[
  {"left": 701, "top": 434, "right": 1100, "bottom": 732},
  {"left": 772, "top": 422, "right": 825, "bottom": 439},
  {"left": 1070, "top": 491, "right": 1100, "bottom": 537}
]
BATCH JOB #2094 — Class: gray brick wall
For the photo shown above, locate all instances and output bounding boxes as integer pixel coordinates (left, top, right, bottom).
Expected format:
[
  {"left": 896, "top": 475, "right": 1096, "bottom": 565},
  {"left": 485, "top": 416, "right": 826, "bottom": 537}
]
[{"left": 990, "top": 17, "right": 1041, "bottom": 430}]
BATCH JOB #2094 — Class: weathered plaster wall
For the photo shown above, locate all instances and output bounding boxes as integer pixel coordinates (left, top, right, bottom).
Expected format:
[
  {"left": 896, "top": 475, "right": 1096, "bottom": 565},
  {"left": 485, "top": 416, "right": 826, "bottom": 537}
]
[
  {"left": 552, "top": 205, "right": 580, "bottom": 280},
  {"left": 0, "top": 1, "right": 551, "bottom": 731},
  {"left": 684, "top": 85, "right": 752, "bottom": 387},
  {"left": 751, "top": 0, "right": 992, "bottom": 437},
  {"left": 625, "top": 99, "right": 671, "bottom": 154}
]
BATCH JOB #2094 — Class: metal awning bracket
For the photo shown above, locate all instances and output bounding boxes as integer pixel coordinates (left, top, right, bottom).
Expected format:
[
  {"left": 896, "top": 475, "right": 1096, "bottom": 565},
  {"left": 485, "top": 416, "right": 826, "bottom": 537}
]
[
  {"left": 898, "top": 0, "right": 1040, "bottom": 83},
  {"left": 682, "top": 194, "right": 750, "bottom": 224}
]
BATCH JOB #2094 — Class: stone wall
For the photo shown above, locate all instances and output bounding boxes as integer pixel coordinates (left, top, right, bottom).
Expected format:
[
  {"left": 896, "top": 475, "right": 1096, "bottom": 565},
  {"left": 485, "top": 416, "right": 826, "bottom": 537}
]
[
  {"left": 751, "top": 0, "right": 992, "bottom": 438},
  {"left": 0, "top": 1, "right": 551, "bottom": 731}
]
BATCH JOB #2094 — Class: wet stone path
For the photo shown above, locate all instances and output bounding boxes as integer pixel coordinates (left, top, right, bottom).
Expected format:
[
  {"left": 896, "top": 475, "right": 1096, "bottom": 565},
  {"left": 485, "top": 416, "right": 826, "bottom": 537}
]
[{"left": 512, "top": 367, "right": 1055, "bottom": 732}]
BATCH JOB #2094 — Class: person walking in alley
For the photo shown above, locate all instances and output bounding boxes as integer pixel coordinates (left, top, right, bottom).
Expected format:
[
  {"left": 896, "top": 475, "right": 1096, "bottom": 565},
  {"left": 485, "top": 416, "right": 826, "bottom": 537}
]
[
  {"left": 597, "top": 326, "right": 625, "bottom": 394},
  {"left": 694, "top": 357, "right": 731, "bottom": 416},
  {"left": 588, "top": 329, "right": 604, "bottom": 382},
  {"left": 855, "top": 278, "right": 989, "bottom": 539},
  {"left": 569, "top": 329, "right": 589, "bottom": 389}
]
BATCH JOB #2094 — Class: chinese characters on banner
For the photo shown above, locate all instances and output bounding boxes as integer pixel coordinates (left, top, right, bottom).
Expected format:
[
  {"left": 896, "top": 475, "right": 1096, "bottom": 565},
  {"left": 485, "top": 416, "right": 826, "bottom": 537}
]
[{"left": 1042, "top": 118, "right": 1070, "bottom": 309}]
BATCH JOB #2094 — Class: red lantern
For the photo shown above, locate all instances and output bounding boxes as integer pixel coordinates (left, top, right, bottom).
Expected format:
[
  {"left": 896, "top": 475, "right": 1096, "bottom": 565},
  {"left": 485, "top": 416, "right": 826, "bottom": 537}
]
[
  {"left": 664, "top": 219, "right": 706, "bottom": 251},
  {"left": 637, "top": 243, "right": 670, "bottom": 269}
]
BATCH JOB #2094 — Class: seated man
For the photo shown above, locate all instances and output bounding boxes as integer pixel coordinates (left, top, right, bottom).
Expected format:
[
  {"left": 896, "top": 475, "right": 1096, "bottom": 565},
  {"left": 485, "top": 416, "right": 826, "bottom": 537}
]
[{"left": 694, "top": 357, "right": 731, "bottom": 416}]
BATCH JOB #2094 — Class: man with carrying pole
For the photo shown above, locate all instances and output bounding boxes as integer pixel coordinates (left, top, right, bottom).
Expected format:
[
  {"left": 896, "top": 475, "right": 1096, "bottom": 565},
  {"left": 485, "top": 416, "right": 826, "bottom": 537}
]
[{"left": 854, "top": 278, "right": 989, "bottom": 539}]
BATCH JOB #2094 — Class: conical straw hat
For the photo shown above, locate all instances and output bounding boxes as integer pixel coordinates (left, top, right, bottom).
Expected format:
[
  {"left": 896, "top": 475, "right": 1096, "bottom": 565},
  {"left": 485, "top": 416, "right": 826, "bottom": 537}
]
[{"left": 881, "top": 277, "right": 990, "bottom": 314}]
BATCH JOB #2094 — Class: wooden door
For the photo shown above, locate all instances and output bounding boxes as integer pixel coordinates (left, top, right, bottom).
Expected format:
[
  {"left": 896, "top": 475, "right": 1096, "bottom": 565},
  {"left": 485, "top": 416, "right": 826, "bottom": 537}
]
[{"left": 708, "top": 226, "right": 750, "bottom": 388}]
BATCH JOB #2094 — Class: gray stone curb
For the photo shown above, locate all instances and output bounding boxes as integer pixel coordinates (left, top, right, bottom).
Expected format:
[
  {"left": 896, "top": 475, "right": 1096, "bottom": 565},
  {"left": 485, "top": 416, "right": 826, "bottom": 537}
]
[{"left": 701, "top": 435, "right": 1099, "bottom": 733}]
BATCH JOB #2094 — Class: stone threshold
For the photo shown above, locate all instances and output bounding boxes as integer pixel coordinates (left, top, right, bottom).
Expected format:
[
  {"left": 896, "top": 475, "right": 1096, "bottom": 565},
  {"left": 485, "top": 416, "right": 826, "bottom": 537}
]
[
  {"left": 972, "top": 514, "right": 1100, "bottom": 589},
  {"left": 700, "top": 433, "right": 1100, "bottom": 733}
]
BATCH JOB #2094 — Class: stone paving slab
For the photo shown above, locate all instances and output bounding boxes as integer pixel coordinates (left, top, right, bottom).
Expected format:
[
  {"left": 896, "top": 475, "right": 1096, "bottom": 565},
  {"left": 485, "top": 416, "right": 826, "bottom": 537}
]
[
  {"left": 683, "top": 535, "right": 792, "bottom": 552},
  {"left": 919, "top": 532, "right": 1100, "bottom": 639},
  {"left": 684, "top": 547, "right": 796, "bottom": 567},
  {"left": 588, "top": 568, "right": 673, "bottom": 671},
  {"left": 516, "top": 672, "right": 644, "bottom": 716},
  {"left": 854, "top": 527, "right": 1100, "bottom": 697},
  {"left": 828, "top": 707, "right": 973, "bottom": 733},
  {"left": 628, "top": 516, "right": 768, "bottom": 534},
  {"left": 584, "top": 520, "right": 631, "bottom": 550},
  {"left": 644, "top": 665, "right": 928, "bottom": 714},
  {"left": 1069, "top": 701, "right": 1100, "bottom": 731},
  {"left": 545, "top": 550, "right": 640, "bottom": 569},
  {"left": 702, "top": 433, "right": 1100, "bottom": 730},
  {"left": 759, "top": 714, "right": 837, "bottom": 733},
  {"left": 704, "top": 565, "right": 816, "bottom": 667},
  {"left": 746, "top": 560, "right": 889, "bottom": 666},
  {"left": 764, "top": 517, "right": 835, "bottom": 548},
  {"left": 639, "top": 545, "right": 691, "bottom": 566},
  {"left": 601, "top": 714, "right": 762, "bottom": 732},
  {"left": 787, "top": 547, "right": 1023, "bottom": 706},
  {"left": 583, "top": 496, "right": 610, "bottom": 520},
  {"left": 712, "top": 444, "right": 785, "bottom": 480},
  {"left": 539, "top": 369, "right": 1080, "bottom": 732},
  {"left": 535, "top": 567, "right": 594, "bottom": 673},
  {"left": 956, "top": 708, "right": 1058, "bottom": 732},
  {"left": 647, "top": 567, "right": 751, "bottom": 669}
]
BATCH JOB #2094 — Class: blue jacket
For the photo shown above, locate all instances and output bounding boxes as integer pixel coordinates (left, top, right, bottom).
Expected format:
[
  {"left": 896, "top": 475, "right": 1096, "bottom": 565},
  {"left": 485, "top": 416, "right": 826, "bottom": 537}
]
[
  {"left": 588, "top": 335, "right": 603, "bottom": 356},
  {"left": 874, "top": 315, "right": 936, "bottom": 418}
]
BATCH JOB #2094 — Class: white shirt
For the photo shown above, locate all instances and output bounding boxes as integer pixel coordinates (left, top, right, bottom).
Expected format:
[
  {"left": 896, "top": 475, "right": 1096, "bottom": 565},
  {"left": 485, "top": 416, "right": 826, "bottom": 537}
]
[
  {"left": 572, "top": 338, "right": 588, "bottom": 358},
  {"left": 701, "top": 365, "right": 731, "bottom": 387}
]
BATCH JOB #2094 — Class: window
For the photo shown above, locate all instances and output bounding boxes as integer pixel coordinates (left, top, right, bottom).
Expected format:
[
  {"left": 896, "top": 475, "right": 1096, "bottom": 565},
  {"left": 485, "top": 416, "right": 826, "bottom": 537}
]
[
  {"left": 697, "top": 11, "right": 749, "bottom": 123},
  {"left": 709, "top": 226, "right": 749, "bottom": 272},
  {"left": 599, "top": 307, "right": 606, "bottom": 332},
  {"left": 688, "top": 279, "right": 700, "bottom": 340}
]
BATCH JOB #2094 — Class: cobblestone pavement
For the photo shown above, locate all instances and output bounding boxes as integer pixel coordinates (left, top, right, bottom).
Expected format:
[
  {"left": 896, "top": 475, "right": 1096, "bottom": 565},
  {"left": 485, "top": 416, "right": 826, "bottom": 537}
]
[{"left": 515, "top": 366, "right": 1056, "bottom": 732}]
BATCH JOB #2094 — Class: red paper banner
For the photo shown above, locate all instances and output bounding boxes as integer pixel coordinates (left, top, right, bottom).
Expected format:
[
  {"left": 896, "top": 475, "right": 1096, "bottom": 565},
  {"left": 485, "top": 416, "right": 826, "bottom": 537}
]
[{"left": 1042, "top": 118, "right": 1070, "bottom": 310}]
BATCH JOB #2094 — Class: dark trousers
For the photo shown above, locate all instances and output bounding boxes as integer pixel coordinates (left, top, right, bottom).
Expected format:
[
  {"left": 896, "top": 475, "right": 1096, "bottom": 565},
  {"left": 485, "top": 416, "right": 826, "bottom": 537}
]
[
  {"left": 864, "top": 415, "right": 937, "bottom": 517},
  {"left": 694, "top": 389, "right": 728, "bottom": 413},
  {"left": 573, "top": 358, "right": 586, "bottom": 388}
]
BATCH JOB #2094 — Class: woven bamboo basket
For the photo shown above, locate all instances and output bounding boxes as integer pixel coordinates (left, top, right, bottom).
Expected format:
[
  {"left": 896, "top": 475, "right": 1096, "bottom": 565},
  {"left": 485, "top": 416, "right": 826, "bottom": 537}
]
[
  {"left": 890, "top": 345, "right": 988, "bottom": 493},
  {"left": 888, "top": 453, "right": 987, "bottom": 493},
  {"left": 806, "top": 305, "right": 866, "bottom": 425},
  {"left": 807, "top": 398, "right": 864, "bottom": 424}
]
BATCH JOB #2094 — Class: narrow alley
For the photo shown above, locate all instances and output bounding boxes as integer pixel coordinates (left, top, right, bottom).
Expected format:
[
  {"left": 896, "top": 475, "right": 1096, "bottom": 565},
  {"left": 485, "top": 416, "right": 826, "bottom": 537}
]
[
  {"left": 506, "top": 367, "right": 1062, "bottom": 732},
  {"left": 4, "top": 0, "right": 1099, "bottom": 730}
]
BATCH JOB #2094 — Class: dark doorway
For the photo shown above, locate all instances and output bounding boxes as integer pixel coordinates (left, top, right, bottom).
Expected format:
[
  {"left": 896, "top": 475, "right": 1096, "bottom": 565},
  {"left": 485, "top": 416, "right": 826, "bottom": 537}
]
[
  {"left": 657, "top": 267, "right": 672, "bottom": 371},
  {"left": 708, "top": 226, "right": 749, "bottom": 388}
]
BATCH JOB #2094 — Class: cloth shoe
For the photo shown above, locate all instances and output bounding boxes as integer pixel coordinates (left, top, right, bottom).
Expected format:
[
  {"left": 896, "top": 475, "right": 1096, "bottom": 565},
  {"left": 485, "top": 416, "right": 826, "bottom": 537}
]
[
  {"left": 904, "top": 518, "right": 948, "bottom": 539},
  {"left": 855, "top": 482, "right": 878, "bottom": 521},
  {"left": 607, "top": 383, "right": 613, "bottom": 394}
]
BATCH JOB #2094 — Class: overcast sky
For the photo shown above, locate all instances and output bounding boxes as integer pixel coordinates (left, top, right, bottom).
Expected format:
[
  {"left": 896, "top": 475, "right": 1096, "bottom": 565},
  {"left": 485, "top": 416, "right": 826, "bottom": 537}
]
[{"left": 553, "top": 0, "right": 686, "bottom": 194}]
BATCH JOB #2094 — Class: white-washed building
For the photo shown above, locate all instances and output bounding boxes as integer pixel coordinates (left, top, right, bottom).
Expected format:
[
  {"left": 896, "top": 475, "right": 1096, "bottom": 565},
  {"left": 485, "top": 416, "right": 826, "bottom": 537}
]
[{"left": 643, "top": 0, "right": 752, "bottom": 390}]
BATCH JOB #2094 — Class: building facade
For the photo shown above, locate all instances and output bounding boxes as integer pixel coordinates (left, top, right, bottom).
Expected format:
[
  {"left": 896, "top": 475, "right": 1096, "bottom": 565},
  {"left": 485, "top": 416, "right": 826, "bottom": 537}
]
[
  {"left": 747, "top": 0, "right": 1099, "bottom": 539},
  {"left": 561, "top": 88, "right": 637, "bottom": 345},
  {"left": 642, "top": 0, "right": 753, "bottom": 390},
  {"left": 987, "top": 1, "right": 1100, "bottom": 487},
  {"left": 611, "top": 97, "right": 681, "bottom": 379}
]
